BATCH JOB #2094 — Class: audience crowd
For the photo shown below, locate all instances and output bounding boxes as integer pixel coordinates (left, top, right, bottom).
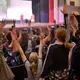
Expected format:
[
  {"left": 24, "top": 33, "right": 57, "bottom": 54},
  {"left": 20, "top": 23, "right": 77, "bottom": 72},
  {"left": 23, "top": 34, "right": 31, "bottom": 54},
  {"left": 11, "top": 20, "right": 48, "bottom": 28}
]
[{"left": 0, "top": 6, "right": 80, "bottom": 80}]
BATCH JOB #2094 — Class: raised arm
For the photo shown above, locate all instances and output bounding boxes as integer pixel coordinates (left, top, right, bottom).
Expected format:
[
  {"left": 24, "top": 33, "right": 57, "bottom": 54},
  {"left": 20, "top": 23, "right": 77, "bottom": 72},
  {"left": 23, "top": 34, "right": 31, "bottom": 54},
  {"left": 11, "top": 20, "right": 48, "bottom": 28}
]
[
  {"left": 38, "top": 33, "right": 44, "bottom": 58},
  {"left": 0, "top": 19, "right": 6, "bottom": 34},
  {"left": 17, "top": 30, "right": 22, "bottom": 42},
  {"left": 14, "top": 40, "right": 27, "bottom": 62},
  {"left": 0, "top": 20, "right": 6, "bottom": 53}
]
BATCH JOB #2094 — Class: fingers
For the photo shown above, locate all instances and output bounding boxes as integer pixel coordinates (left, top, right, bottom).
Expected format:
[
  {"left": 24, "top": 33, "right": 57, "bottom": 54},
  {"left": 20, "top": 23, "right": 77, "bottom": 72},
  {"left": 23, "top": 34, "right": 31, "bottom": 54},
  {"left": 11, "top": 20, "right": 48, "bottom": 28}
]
[{"left": 1, "top": 19, "right": 6, "bottom": 26}]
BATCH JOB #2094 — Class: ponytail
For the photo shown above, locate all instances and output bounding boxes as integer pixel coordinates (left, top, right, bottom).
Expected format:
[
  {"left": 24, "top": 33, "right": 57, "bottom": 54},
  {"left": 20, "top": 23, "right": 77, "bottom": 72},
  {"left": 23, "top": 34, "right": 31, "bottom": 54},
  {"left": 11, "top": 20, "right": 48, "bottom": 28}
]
[
  {"left": 30, "top": 62, "right": 37, "bottom": 75},
  {"left": 64, "top": 42, "right": 74, "bottom": 49}
]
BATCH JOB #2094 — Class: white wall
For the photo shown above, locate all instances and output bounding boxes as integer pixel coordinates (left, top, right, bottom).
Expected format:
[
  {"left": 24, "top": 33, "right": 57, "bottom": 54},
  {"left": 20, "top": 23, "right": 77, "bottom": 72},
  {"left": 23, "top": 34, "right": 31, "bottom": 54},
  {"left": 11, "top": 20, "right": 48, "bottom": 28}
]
[
  {"left": 54, "top": 0, "right": 64, "bottom": 24},
  {"left": 54, "top": 0, "right": 58, "bottom": 24},
  {"left": 66, "top": 0, "right": 80, "bottom": 6}
]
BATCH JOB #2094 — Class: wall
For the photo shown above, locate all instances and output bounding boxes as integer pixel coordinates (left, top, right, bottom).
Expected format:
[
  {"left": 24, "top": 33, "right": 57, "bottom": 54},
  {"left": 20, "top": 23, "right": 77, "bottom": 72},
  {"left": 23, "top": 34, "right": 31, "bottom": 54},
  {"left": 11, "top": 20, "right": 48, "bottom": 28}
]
[
  {"left": 54, "top": 0, "right": 58, "bottom": 23},
  {"left": 32, "top": 0, "right": 49, "bottom": 22},
  {"left": 32, "top": 0, "right": 40, "bottom": 22},
  {"left": 54, "top": 0, "right": 65, "bottom": 24},
  {"left": 58, "top": 0, "right": 65, "bottom": 24},
  {"left": 40, "top": 0, "right": 49, "bottom": 22}
]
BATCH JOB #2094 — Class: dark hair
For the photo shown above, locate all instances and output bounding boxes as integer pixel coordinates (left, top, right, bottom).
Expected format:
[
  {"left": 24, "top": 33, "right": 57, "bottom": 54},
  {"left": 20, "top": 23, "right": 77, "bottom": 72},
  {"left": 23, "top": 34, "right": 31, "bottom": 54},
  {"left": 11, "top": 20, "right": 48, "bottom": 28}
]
[
  {"left": 50, "top": 28, "right": 55, "bottom": 38},
  {"left": 20, "top": 32, "right": 28, "bottom": 52},
  {"left": 75, "top": 30, "right": 80, "bottom": 38},
  {"left": 9, "top": 26, "right": 15, "bottom": 31},
  {"left": 6, "top": 32, "right": 12, "bottom": 45}
]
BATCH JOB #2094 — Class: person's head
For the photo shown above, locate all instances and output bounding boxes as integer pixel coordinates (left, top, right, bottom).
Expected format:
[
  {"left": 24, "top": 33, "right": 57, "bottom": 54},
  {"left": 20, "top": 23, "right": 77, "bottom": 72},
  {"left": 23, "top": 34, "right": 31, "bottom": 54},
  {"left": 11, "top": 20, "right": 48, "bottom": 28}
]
[
  {"left": 55, "top": 28, "right": 73, "bottom": 49},
  {"left": 29, "top": 52, "right": 38, "bottom": 75},
  {"left": 55, "top": 28, "right": 67, "bottom": 43}
]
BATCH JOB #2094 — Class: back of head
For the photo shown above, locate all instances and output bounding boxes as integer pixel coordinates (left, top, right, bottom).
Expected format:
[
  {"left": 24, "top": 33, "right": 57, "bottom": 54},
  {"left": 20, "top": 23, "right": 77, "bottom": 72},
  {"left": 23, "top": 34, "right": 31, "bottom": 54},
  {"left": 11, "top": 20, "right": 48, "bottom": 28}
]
[
  {"left": 55, "top": 28, "right": 73, "bottom": 49},
  {"left": 55, "top": 28, "right": 67, "bottom": 42},
  {"left": 29, "top": 52, "right": 38, "bottom": 75}
]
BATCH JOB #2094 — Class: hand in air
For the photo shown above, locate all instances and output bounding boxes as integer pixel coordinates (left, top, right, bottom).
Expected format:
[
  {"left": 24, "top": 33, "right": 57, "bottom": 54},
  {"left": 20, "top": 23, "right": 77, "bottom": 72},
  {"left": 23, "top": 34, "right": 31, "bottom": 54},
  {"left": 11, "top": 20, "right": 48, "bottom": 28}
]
[{"left": 0, "top": 19, "right": 6, "bottom": 34}]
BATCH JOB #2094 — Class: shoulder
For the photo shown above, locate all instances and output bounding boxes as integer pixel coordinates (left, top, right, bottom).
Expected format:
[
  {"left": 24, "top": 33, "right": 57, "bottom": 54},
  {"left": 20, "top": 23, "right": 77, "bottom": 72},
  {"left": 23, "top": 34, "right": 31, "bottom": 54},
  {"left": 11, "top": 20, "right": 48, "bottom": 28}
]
[
  {"left": 49, "top": 43, "right": 59, "bottom": 49},
  {"left": 24, "top": 60, "right": 30, "bottom": 67}
]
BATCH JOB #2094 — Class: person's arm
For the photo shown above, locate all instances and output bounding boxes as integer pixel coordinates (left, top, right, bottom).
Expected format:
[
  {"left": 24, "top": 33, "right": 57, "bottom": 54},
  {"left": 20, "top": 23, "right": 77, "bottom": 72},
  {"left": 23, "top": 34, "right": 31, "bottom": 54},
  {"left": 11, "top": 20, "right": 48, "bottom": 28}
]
[
  {"left": 0, "top": 20, "right": 6, "bottom": 34},
  {"left": 8, "top": 32, "right": 14, "bottom": 48},
  {"left": 70, "top": 25, "right": 77, "bottom": 37},
  {"left": 18, "top": 44, "right": 27, "bottom": 62},
  {"left": 17, "top": 30, "right": 22, "bottom": 42},
  {"left": 38, "top": 33, "right": 44, "bottom": 58},
  {"left": 0, "top": 20, "right": 6, "bottom": 53},
  {"left": 60, "top": 4, "right": 68, "bottom": 14},
  {"left": 14, "top": 40, "right": 27, "bottom": 62},
  {"left": 43, "top": 35, "right": 51, "bottom": 45},
  {"left": 72, "top": 11, "right": 80, "bottom": 16},
  {"left": 38, "top": 42, "right": 43, "bottom": 58},
  {"left": 68, "top": 42, "right": 76, "bottom": 69}
]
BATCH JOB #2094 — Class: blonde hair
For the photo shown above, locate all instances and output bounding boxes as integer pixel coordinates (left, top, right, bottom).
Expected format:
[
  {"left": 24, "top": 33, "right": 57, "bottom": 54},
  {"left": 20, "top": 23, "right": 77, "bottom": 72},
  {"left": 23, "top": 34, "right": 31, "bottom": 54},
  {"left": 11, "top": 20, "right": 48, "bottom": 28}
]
[
  {"left": 64, "top": 42, "right": 74, "bottom": 49},
  {"left": 29, "top": 52, "right": 38, "bottom": 75}
]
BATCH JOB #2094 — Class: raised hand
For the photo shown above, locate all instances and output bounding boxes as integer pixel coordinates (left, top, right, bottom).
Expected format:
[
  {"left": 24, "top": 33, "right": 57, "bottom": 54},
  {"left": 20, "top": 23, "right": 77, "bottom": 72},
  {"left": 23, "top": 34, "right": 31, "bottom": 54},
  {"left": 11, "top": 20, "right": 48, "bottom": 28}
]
[
  {"left": 40, "top": 33, "right": 45, "bottom": 41},
  {"left": 60, "top": 4, "right": 68, "bottom": 14},
  {"left": 47, "top": 25, "right": 51, "bottom": 32},
  {"left": 0, "top": 19, "right": 6, "bottom": 34}
]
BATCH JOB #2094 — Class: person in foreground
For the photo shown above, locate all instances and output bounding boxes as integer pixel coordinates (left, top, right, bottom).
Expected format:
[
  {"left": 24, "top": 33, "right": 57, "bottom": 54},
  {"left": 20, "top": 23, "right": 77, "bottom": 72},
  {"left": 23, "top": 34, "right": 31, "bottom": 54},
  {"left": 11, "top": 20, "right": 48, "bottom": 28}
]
[
  {"left": 40, "top": 28, "right": 74, "bottom": 80},
  {"left": 0, "top": 20, "right": 14, "bottom": 80},
  {"left": 14, "top": 33, "right": 44, "bottom": 80}
]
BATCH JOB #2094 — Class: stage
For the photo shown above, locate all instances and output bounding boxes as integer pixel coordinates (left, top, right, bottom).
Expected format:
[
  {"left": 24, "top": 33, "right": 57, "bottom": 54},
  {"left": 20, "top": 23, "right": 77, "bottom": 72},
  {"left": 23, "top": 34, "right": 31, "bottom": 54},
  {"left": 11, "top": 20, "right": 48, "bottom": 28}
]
[{"left": 4, "top": 22, "right": 54, "bottom": 28}]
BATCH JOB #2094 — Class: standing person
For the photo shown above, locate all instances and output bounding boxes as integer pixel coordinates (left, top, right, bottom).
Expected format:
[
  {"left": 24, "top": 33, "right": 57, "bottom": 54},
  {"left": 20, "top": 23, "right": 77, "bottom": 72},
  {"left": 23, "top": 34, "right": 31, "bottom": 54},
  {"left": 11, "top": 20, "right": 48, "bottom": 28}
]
[
  {"left": 14, "top": 33, "right": 44, "bottom": 80},
  {"left": 3, "top": 28, "right": 26, "bottom": 80},
  {"left": 40, "top": 28, "right": 74, "bottom": 80},
  {"left": 20, "top": 13, "right": 24, "bottom": 24},
  {"left": 0, "top": 20, "right": 14, "bottom": 80}
]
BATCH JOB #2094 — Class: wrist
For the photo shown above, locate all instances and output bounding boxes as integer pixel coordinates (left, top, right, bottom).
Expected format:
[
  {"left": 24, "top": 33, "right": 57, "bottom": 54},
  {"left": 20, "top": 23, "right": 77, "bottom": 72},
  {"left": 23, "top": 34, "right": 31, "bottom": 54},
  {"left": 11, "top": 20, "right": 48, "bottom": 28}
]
[{"left": 40, "top": 42, "right": 43, "bottom": 46}]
